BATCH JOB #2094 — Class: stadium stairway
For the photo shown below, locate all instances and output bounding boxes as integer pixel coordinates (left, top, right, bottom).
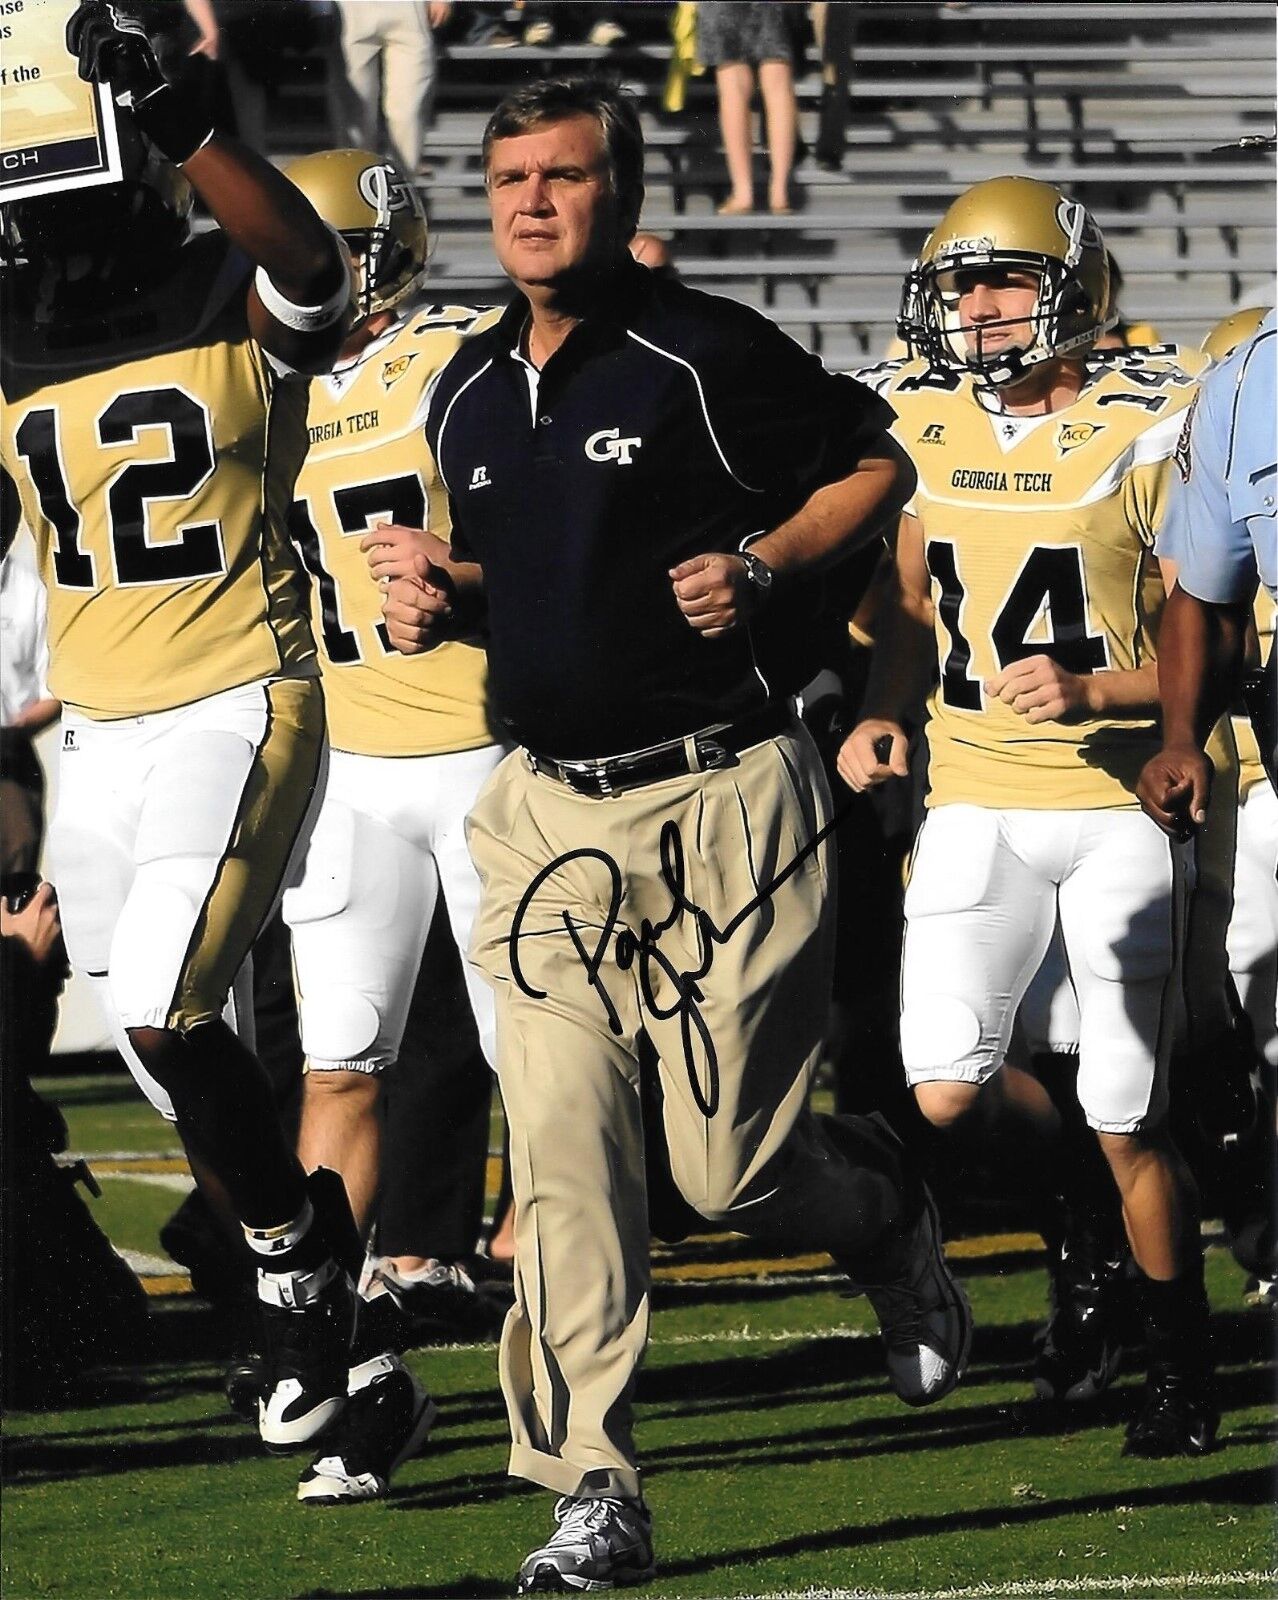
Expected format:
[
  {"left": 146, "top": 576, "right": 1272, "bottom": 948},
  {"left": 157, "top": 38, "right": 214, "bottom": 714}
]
[{"left": 264, "top": 1, "right": 1275, "bottom": 361}]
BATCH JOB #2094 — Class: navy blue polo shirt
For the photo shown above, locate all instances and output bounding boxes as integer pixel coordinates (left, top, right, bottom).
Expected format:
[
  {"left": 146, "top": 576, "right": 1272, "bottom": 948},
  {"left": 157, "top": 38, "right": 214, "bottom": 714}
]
[{"left": 427, "top": 255, "right": 895, "bottom": 760}]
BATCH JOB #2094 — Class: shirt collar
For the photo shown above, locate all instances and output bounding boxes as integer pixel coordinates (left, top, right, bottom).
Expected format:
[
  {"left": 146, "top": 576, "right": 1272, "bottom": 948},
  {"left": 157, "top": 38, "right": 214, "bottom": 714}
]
[{"left": 488, "top": 253, "right": 657, "bottom": 363}]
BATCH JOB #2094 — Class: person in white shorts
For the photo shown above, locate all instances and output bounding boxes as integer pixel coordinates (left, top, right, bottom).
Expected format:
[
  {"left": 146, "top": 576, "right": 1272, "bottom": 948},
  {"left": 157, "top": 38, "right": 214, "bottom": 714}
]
[
  {"left": 841, "top": 176, "right": 1217, "bottom": 1459},
  {"left": 272, "top": 147, "right": 506, "bottom": 1504},
  {"left": 0, "top": 2, "right": 359, "bottom": 1446}
]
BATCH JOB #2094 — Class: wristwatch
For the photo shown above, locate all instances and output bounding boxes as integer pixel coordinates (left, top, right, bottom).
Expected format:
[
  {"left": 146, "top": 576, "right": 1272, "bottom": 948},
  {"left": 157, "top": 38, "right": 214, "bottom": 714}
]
[{"left": 738, "top": 550, "right": 775, "bottom": 602}]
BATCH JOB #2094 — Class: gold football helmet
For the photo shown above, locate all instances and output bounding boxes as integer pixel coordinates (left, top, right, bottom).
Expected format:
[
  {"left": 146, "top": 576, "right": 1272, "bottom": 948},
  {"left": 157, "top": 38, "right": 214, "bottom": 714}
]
[
  {"left": 284, "top": 148, "right": 429, "bottom": 319},
  {"left": 899, "top": 176, "right": 1114, "bottom": 388},
  {"left": 1200, "top": 304, "right": 1270, "bottom": 363}
]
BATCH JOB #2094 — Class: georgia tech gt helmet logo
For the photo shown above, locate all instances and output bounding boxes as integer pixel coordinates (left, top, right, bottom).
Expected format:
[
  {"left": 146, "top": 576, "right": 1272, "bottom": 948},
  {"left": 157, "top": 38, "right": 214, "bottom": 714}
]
[
  {"left": 1055, "top": 198, "right": 1104, "bottom": 267},
  {"left": 585, "top": 428, "right": 643, "bottom": 466},
  {"left": 357, "top": 162, "right": 414, "bottom": 215}
]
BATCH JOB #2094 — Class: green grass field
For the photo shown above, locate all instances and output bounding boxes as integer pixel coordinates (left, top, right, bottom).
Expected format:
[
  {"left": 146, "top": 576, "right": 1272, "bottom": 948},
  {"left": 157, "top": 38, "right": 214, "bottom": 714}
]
[{"left": 3, "top": 1076, "right": 1275, "bottom": 1600}]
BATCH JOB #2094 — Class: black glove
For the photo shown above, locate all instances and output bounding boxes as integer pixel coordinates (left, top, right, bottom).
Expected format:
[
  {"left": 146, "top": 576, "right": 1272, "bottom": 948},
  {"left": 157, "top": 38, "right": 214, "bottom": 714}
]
[{"left": 66, "top": 1, "right": 212, "bottom": 165}]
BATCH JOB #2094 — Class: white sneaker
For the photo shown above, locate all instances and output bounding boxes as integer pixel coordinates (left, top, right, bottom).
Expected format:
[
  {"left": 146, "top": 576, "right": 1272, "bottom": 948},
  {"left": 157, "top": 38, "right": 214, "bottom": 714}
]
[
  {"left": 523, "top": 18, "right": 556, "bottom": 46},
  {"left": 516, "top": 1497, "right": 655, "bottom": 1592},
  {"left": 587, "top": 18, "right": 628, "bottom": 47},
  {"left": 844, "top": 1188, "right": 972, "bottom": 1406}
]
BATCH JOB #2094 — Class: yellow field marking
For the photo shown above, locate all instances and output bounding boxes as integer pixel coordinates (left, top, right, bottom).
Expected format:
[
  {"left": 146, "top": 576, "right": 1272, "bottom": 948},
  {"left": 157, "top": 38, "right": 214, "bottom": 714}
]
[
  {"left": 141, "top": 1275, "right": 192, "bottom": 1297},
  {"left": 136, "top": 1228, "right": 1049, "bottom": 1297},
  {"left": 74, "top": 1156, "right": 189, "bottom": 1175},
  {"left": 947, "top": 1230, "right": 1045, "bottom": 1259},
  {"left": 655, "top": 1252, "right": 834, "bottom": 1282},
  {"left": 651, "top": 1230, "right": 1047, "bottom": 1283}
]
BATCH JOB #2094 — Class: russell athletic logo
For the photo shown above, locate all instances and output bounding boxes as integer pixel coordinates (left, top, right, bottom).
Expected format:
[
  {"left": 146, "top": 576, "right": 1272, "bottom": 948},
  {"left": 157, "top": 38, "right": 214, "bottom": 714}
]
[
  {"left": 585, "top": 428, "right": 643, "bottom": 466},
  {"left": 469, "top": 465, "right": 491, "bottom": 489}
]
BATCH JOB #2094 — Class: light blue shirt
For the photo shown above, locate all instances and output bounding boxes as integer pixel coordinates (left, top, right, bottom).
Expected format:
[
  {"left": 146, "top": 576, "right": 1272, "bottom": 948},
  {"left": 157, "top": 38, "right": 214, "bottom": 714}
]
[{"left": 1157, "top": 308, "right": 1277, "bottom": 602}]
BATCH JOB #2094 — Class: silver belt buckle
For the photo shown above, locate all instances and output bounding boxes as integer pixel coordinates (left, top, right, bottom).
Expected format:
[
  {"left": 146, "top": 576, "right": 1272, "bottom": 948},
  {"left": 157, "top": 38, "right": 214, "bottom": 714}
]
[
  {"left": 698, "top": 737, "right": 733, "bottom": 772},
  {"left": 562, "top": 758, "right": 612, "bottom": 798}
]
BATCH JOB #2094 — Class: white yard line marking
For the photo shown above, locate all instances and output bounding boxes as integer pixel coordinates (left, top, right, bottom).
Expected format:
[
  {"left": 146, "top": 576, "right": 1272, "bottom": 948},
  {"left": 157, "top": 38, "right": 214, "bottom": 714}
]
[
  {"left": 65, "top": 1151, "right": 186, "bottom": 1164},
  {"left": 99, "top": 1172, "right": 195, "bottom": 1193},
  {"left": 746, "top": 1573, "right": 1278, "bottom": 1600},
  {"left": 655, "top": 1325, "right": 875, "bottom": 1346},
  {"left": 117, "top": 1249, "right": 183, "bottom": 1276}
]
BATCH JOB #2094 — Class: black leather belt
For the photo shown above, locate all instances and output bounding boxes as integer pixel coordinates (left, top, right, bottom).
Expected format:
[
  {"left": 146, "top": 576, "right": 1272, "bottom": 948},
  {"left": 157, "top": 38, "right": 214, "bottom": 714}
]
[{"left": 524, "top": 702, "right": 794, "bottom": 798}]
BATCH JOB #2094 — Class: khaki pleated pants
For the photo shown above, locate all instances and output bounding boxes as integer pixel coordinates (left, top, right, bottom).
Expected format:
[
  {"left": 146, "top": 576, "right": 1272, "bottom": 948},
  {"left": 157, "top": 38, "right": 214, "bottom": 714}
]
[{"left": 467, "top": 720, "right": 906, "bottom": 1499}]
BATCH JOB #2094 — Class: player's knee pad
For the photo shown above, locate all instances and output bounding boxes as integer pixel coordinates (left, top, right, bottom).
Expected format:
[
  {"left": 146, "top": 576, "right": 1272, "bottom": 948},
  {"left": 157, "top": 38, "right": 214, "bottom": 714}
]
[
  {"left": 298, "top": 989, "right": 386, "bottom": 1071},
  {"left": 108, "top": 855, "right": 215, "bottom": 1029},
  {"left": 285, "top": 802, "right": 426, "bottom": 1070},
  {"left": 900, "top": 996, "right": 986, "bottom": 1079}
]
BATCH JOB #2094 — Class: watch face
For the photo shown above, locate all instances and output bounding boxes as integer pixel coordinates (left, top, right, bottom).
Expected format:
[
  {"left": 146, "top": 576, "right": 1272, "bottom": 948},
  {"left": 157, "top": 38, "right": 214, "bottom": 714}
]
[{"left": 745, "top": 554, "right": 772, "bottom": 589}]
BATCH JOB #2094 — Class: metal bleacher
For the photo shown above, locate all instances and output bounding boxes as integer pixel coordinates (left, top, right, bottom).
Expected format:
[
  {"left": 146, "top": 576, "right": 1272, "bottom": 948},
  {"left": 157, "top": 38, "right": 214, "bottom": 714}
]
[{"left": 269, "top": 0, "right": 1276, "bottom": 364}]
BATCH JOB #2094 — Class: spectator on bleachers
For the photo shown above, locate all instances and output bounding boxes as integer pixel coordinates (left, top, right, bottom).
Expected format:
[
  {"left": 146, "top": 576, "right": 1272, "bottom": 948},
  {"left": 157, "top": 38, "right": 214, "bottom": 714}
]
[
  {"left": 810, "top": 1, "right": 857, "bottom": 171},
  {"left": 450, "top": 3, "right": 519, "bottom": 48},
  {"left": 336, "top": 1, "right": 453, "bottom": 178},
  {"left": 697, "top": 1, "right": 805, "bottom": 214},
  {"left": 521, "top": 4, "right": 628, "bottom": 49}
]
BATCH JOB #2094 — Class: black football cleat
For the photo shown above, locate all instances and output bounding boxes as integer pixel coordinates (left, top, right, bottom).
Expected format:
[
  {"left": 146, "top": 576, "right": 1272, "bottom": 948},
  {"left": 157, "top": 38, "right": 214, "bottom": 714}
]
[
  {"left": 297, "top": 1353, "right": 436, "bottom": 1504},
  {"left": 1123, "top": 1363, "right": 1219, "bottom": 1458},
  {"left": 1033, "top": 1239, "right": 1127, "bottom": 1403},
  {"left": 258, "top": 1259, "right": 357, "bottom": 1453}
]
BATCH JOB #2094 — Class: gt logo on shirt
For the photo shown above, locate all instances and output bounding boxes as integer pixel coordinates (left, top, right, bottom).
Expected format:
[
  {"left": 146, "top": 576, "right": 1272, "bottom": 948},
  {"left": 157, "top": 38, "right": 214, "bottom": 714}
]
[{"left": 585, "top": 428, "right": 643, "bottom": 466}]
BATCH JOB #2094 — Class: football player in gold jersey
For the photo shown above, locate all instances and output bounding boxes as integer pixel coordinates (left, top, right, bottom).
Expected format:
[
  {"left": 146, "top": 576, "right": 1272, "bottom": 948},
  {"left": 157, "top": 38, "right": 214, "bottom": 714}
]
[
  {"left": 267, "top": 148, "right": 506, "bottom": 1502},
  {"left": 838, "top": 177, "right": 1216, "bottom": 1456},
  {"left": 0, "top": 4, "right": 359, "bottom": 1444}
]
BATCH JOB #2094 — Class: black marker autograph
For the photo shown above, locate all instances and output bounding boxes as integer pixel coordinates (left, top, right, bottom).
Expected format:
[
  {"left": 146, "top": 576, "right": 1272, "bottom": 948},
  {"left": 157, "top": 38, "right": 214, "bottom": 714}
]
[{"left": 508, "top": 800, "right": 854, "bottom": 1118}]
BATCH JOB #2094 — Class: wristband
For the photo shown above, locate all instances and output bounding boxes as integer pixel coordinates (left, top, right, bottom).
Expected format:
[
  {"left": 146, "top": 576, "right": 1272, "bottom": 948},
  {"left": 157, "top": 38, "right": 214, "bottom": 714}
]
[
  {"left": 129, "top": 81, "right": 214, "bottom": 166},
  {"left": 254, "top": 244, "right": 353, "bottom": 333}
]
